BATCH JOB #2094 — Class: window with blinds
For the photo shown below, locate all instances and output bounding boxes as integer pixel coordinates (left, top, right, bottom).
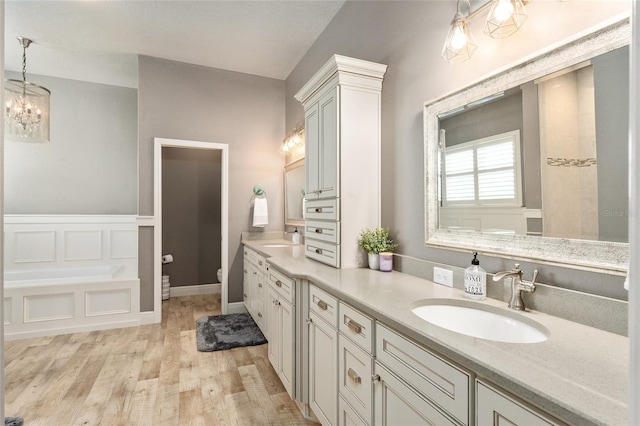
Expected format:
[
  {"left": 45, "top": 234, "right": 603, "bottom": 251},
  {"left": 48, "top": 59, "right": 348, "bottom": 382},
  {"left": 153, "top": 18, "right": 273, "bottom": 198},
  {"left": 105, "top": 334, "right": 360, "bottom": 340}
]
[{"left": 442, "top": 130, "right": 522, "bottom": 207}]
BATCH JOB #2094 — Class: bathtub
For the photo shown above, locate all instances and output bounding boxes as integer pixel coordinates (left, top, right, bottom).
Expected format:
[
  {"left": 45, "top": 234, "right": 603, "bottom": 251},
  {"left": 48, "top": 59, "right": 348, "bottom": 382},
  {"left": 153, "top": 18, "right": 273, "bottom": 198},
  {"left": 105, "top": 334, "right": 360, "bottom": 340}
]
[{"left": 3, "top": 214, "right": 144, "bottom": 340}]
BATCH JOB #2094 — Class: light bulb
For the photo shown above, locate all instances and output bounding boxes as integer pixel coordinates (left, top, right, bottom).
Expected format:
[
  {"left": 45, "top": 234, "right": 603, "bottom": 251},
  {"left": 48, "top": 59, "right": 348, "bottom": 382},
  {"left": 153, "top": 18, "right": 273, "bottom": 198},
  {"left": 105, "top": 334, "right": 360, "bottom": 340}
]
[
  {"left": 450, "top": 24, "right": 467, "bottom": 50},
  {"left": 493, "top": 0, "right": 514, "bottom": 22}
]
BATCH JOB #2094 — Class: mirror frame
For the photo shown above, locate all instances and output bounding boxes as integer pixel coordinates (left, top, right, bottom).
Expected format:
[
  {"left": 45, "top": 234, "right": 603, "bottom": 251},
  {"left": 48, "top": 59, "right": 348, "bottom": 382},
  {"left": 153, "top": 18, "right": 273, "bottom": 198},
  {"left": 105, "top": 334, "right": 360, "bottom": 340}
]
[
  {"left": 424, "top": 18, "right": 630, "bottom": 274},
  {"left": 284, "top": 157, "right": 305, "bottom": 227}
]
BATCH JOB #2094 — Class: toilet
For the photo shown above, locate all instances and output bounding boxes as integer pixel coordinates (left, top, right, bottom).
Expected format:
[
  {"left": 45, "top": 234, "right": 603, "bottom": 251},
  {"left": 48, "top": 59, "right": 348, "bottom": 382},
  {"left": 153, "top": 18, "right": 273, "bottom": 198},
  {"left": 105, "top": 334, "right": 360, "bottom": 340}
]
[{"left": 217, "top": 268, "right": 222, "bottom": 283}]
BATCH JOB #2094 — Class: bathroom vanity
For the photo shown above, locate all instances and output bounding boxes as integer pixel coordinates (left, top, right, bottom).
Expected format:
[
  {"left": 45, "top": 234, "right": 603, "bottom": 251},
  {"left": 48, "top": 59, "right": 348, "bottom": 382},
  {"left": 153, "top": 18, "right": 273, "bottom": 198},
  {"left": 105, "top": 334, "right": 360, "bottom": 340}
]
[{"left": 243, "top": 239, "right": 628, "bottom": 426}]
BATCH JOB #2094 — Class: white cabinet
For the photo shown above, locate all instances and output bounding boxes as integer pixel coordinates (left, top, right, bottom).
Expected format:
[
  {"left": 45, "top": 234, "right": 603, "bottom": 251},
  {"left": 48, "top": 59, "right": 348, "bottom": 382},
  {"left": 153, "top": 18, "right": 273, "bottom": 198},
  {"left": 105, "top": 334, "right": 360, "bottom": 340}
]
[
  {"left": 309, "top": 310, "right": 338, "bottom": 426},
  {"left": 476, "top": 380, "right": 561, "bottom": 426},
  {"left": 373, "top": 362, "right": 457, "bottom": 426},
  {"left": 375, "top": 324, "right": 471, "bottom": 425},
  {"left": 337, "top": 302, "right": 374, "bottom": 426},
  {"left": 266, "top": 265, "right": 296, "bottom": 398},
  {"left": 295, "top": 55, "right": 387, "bottom": 269},
  {"left": 242, "top": 247, "right": 266, "bottom": 335},
  {"left": 308, "top": 284, "right": 339, "bottom": 426}
]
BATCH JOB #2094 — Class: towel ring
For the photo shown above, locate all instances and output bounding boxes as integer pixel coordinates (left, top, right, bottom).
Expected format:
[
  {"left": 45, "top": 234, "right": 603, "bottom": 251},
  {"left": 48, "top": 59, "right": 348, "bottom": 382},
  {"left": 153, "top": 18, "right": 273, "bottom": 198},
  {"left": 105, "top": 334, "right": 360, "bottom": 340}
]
[{"left": 253, "top": 184, "right": 265, "bottom": 196}]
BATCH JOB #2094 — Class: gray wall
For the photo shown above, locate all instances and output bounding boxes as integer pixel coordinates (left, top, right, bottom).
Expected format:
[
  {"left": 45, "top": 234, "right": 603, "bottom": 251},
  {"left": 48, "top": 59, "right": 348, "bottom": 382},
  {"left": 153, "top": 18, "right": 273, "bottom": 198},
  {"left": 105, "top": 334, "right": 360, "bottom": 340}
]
[
  {"left": 285, "top": 1, "right": 630, "bottom": 300},
  {"left": 162, "top": 147, "right": 221, "bottom": 287},
  {"left": 594, "top": 46, "right": 629, "bottom": 243},
  {"left": 138, "top": 56, "right": 285, "bottom": 311},
  {"left": 4, "top": 72, "right": 137, "bottom": 214}
]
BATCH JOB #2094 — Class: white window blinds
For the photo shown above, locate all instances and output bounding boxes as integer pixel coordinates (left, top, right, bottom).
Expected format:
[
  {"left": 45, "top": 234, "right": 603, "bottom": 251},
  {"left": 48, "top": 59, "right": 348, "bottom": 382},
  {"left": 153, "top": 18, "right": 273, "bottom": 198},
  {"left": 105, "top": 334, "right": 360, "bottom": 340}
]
[{"left": 443, "top": 130, "right": 522, "bottom": 207}]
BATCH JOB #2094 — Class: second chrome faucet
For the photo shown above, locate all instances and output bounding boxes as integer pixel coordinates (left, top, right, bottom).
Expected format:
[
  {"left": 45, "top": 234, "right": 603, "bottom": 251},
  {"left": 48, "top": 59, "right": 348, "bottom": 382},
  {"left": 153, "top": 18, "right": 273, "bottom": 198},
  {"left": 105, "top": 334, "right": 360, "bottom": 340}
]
[{"left": 493, "top": 263, "right": 538, "bottom": 311}]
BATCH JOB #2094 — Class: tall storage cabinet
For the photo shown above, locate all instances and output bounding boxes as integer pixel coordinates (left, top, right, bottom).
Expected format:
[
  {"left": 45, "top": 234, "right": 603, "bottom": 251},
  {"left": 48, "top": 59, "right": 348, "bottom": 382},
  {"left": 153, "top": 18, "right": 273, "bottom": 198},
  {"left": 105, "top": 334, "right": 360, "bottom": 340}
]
[{"left": 295, "top": 55, "right": 387, "bottom": 268}]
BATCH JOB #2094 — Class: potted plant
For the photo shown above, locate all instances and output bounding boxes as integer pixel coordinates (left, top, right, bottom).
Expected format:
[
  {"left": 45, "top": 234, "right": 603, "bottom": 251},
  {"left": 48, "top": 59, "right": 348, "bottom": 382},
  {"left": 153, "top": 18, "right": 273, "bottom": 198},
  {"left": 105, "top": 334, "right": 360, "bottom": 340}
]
[{"left": 358, "top": 227, "right": 398, "bottom": 270}]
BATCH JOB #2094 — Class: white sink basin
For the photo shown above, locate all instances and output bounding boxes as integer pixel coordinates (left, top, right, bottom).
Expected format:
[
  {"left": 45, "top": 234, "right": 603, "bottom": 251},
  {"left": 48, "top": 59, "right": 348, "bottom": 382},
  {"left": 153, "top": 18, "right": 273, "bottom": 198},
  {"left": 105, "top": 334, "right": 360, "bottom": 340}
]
[
  {"left": 412, "top": 300, "right": 549, "bottom": 344},
  {"left": 262, "top": 244, "right": 291, "bottom": 248}
]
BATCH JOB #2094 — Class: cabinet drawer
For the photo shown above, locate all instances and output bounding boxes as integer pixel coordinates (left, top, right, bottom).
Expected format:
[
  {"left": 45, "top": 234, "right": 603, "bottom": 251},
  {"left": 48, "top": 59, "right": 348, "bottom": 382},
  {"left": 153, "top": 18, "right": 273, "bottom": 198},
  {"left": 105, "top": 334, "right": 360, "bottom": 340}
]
[
  {"left": 305, "top": 239, "right": 340, "bottom": 268},
  {"left": 266, "top": 265, "right": 295, "bottom": 304},
  {"left": 476, "top": 380, "right": 560, "bottom": 426},
  {"left": 305, "top": 198, "right": 339, "bottom": 220},
  {"left": 376, "top": 324, "right": 471, "bottom": 425},
  {"left": 310, "top": 284, "right": 339, "bottom": 328},
  {"left": 338, "top": 395, "right": 368, "bottom": 426},
  {"left": 244, "top": 246, "right": 267, "bottom": 271},
  {"left": 305, "top": 220, "right": 340, "bottom": 244},
  {"left": 339, "top": 335, "right": 373, "bottom": 425},
  {"left": 339, "top": 303, "right": 374, "bottom": 354}
]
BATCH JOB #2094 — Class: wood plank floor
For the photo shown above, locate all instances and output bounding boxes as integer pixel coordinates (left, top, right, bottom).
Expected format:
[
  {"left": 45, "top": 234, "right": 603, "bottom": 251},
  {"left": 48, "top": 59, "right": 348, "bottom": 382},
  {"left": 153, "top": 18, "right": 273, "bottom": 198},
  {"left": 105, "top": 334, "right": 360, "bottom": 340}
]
[{"left": 5, "top": 294, "right": 316, "bottom": 426}]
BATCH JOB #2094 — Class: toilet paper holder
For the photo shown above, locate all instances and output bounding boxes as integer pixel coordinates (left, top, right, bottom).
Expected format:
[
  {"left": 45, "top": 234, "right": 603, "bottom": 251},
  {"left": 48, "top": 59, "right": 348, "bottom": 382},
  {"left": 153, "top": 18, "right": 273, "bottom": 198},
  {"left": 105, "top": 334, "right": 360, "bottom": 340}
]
[{"left": 162, "top": 254, "right": 174, "bottom": 264}]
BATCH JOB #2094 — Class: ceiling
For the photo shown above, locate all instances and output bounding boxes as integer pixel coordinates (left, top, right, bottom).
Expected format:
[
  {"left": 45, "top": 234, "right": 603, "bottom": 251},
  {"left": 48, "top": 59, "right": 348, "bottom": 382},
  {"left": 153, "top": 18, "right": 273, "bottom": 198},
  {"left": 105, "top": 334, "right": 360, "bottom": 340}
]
[{"left": 4, "top": 0, "right": 346, "bottom": 88}]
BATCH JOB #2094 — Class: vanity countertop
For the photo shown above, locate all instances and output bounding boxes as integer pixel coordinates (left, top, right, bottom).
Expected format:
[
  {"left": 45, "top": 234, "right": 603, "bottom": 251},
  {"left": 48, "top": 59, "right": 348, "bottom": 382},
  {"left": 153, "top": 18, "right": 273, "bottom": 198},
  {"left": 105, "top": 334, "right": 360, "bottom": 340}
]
[{"left": 243, "top": 239, "right": 628, "bottom": 426}]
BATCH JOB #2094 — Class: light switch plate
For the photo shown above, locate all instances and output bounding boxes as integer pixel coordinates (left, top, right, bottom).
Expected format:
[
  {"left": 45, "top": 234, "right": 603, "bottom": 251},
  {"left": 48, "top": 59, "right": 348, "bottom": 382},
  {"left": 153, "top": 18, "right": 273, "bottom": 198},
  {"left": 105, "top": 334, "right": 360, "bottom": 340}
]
[{"left": 433, "top": 267, "right": 454, "bottom": 287}]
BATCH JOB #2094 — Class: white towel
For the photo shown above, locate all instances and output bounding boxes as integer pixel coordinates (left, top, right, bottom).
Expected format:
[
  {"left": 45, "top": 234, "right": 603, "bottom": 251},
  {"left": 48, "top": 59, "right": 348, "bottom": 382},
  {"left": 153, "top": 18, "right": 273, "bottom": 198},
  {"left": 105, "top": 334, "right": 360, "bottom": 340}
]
[{"left": 253, "top": 197, "right": 269, "bottom": 227}]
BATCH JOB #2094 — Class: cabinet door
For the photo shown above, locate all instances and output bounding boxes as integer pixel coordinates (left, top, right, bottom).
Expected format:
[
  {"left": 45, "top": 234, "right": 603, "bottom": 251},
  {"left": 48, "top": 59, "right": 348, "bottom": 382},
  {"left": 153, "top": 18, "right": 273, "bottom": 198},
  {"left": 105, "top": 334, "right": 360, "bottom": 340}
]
[
  {"left": 309, "top": 312, "right": 338, "bottom": 426},
  {"left": 267, "top": 286, "right": 280, "bottom": 374},
  {"left": 251, "top": 271, "right": 265, "bottom": 331},
  {"left": 339, "top": 335, "right": 373, "bottom": 425},
  {"left": 245, "top": 262, "right": 257, "bottom": 312},
  {"left": 374, "top": 363, "right": 457, "bottom": 426},
  {"left": 305, "top": 102, "right": 320, "bottom": 199},
  {"left": 318, "top": 87, "right": 339, "bottom": 198},
  {"left": 279, "top": 298, "right": 295, "bottom": 397},
  {"left": 243, "top": 260, "right": 250, "bottom": 308},
  {"left": 476, "top": 381, "right": 559, "bottom": 426}
]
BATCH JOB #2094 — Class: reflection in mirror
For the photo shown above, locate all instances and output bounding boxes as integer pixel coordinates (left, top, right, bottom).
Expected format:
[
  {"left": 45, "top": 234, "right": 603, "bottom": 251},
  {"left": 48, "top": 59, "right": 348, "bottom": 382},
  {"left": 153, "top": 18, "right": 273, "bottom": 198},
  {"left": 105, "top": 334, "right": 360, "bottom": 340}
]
[
  {"left": 284, "top": 158, "right": 305, "bottom": 226},
  {"left": 425, "top": 19, "right": 629, "bottom": 273},
  {"left": 438, "top": 46, "right": 629, "bottom": 243}
]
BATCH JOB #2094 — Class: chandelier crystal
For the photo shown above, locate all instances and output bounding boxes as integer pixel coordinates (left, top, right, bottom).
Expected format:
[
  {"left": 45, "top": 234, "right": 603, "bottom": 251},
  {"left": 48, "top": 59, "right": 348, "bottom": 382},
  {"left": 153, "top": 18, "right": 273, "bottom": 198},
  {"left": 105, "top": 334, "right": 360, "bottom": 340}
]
[{"left": 4, "top": 37, "right": 51, "bottom": 143}]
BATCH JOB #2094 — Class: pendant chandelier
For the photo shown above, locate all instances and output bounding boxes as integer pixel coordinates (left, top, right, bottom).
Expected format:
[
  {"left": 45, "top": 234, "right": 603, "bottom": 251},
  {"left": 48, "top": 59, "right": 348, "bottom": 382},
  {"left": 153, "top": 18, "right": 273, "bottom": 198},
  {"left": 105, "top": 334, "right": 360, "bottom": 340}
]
[{"left": 4, "top": 37, "right": 51, "bottom": 143}]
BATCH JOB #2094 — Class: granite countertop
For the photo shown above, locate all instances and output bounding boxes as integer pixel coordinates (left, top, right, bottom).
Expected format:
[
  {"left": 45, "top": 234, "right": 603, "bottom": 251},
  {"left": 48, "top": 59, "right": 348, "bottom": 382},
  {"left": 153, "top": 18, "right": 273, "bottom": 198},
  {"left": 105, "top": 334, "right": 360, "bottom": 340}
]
[{"left": 243, "top": 239, "right": 629, "bottom": 426}]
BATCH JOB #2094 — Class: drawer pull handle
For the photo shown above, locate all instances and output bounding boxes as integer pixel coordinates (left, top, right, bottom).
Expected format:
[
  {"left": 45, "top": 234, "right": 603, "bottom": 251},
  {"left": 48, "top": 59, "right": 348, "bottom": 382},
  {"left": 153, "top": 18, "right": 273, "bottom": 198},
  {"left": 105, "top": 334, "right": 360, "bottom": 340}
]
[
  {"left": 315, "top": 249, "right": 323, "bottom": 254},
  {"left": 372, "top": 374, "right": 381, "bottom": 383},
  {"left": 244, "top": 293, "right": 247, "bottom": 298},
  {"left": 258, "top": 283, "right": 263, "bottom": 288},
  {"left": 253, "top": 271, "right": 258, "bottom": 275},
  {"left": 347, "top": 320, "right": 362, "bottom": 334},
  {"left": 275, "top": 280, "right": 283, "bottom": 287},
  {"left": 317, "top": 300, "right": 328, "bottom": 311},
  {"left": 315, "top": 208, "right": 322, "bottom": 213},
  {"left": 244, "top": 251, "right": 248, "bottom": 255},
  {"left": 306, "top": 318, "right": 313, "bottom": 324},
  {"left": 244, "top": 269, "right": 248, "bottom": 273},
  {"left": 347, "top": 368, "right": 362, "bottom": 384},
  {"left": 257, "top": 312, "right": 262, "bottom": 318},
  {"left": 258, "top": 260, "right": 263, "bottom": 266},
  {"left": 315, "top": 228, "right": 323, "bottom": 234}
]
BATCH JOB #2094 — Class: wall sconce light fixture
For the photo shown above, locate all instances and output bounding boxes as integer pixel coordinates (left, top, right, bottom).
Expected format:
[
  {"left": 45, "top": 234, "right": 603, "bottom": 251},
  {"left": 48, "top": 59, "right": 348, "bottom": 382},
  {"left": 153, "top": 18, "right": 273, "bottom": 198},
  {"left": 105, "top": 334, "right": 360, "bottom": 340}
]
[
  {"left": 4, "top": 37, "right": 51, "bottom": 143},
  {"left": 442, "top": 0, "right": 530, "bottom": 63},
  {"left": 280, "top": 123, "right": 305, "bottom": 156}
]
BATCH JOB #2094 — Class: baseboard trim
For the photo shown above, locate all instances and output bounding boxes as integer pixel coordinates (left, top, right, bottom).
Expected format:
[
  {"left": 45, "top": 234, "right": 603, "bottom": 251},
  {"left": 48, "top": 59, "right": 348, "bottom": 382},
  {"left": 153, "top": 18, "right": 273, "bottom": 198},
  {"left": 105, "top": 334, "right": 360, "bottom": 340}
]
[
  {"left": 226, "top": 302, "right": 248, "bottom": 314},
  {"left": 169, "top": 283, "right": 221, "bottom": 297}
]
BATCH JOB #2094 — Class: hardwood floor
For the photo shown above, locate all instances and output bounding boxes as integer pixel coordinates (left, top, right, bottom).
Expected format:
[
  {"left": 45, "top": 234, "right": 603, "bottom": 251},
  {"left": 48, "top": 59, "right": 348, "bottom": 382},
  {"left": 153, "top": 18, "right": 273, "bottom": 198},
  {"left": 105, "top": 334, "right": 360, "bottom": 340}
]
[{"left": 5, "top": 294, "right": 315, "bottom": 426}]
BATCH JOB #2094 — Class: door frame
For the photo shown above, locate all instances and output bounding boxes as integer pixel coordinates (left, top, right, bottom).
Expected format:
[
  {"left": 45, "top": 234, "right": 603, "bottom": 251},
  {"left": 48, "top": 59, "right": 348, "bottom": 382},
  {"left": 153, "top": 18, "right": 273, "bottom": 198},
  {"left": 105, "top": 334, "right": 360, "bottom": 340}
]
[{"left": 153, "top": 138, "right": 229, "bottom": 318}]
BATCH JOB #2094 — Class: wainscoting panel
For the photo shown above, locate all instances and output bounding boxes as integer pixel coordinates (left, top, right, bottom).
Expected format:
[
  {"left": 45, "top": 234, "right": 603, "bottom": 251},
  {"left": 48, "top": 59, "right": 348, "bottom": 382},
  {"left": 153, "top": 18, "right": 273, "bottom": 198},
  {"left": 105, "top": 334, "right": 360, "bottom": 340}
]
[
  {"left": 13, "top": 230, "right": 56, "bottom": 263},
  {"left": 64, "top": 230, "right": 103, "bottom": 261},
  {"left": 109, "top": 230, "right": 138, "bottom": 259},
  {"left": 24, "top": 293, "right": 75, "bottom": 323},
  {"left": 86, "top": 289, "right": 132, "bottom": 316}
]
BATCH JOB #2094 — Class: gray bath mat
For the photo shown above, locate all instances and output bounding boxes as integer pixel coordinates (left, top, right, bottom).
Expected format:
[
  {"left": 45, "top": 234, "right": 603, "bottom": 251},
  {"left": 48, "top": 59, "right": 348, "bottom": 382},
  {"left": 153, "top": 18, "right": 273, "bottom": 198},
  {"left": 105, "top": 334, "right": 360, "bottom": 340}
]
[{"left": 196, "top": 313, "right": 267, "bottom": 352}]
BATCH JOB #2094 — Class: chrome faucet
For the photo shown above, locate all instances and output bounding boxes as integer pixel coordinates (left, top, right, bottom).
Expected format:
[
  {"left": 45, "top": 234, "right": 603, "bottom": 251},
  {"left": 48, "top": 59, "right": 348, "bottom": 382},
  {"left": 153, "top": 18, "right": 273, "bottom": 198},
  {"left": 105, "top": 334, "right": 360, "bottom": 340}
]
[{"left": 492, "top": 263, "right": 538, "bottom": 311}]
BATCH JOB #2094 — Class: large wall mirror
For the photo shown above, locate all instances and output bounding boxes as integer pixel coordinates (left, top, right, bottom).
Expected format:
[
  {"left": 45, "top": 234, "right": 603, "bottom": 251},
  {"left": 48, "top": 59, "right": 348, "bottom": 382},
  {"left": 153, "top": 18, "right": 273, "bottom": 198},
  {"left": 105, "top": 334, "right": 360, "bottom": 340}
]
[
  {"left": 284, "top": 158, "right": 305, "bottom": 227},
  {"left": 424, "top": 19, "right": 629, "bottom": 274}
]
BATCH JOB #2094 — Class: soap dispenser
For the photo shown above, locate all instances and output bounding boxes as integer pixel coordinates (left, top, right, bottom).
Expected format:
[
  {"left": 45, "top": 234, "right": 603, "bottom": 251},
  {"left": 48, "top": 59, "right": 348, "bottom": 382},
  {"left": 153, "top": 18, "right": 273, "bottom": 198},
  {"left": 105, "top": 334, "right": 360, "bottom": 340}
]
[
  {"left": 292, "top": 227, "right": 301, "bottom": 245},
  {"left": 464, "top": 252, "right": 486, "bottom": 300}
]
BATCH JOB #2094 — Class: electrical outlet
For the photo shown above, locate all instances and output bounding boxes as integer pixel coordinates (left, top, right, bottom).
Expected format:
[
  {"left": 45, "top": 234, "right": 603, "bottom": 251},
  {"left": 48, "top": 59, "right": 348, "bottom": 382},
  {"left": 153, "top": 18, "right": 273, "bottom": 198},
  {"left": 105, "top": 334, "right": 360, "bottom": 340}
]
[{"left": 433, "top": 267, "right": 454, "bottom": 287}]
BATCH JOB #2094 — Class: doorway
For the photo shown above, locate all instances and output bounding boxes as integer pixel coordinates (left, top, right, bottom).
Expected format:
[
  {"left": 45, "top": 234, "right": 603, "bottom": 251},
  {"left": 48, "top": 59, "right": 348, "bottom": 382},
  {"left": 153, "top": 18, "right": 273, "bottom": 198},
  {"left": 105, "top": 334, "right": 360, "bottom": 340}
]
[{"left": 153, "top": 138, "right": 229, "bottom": 319}]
